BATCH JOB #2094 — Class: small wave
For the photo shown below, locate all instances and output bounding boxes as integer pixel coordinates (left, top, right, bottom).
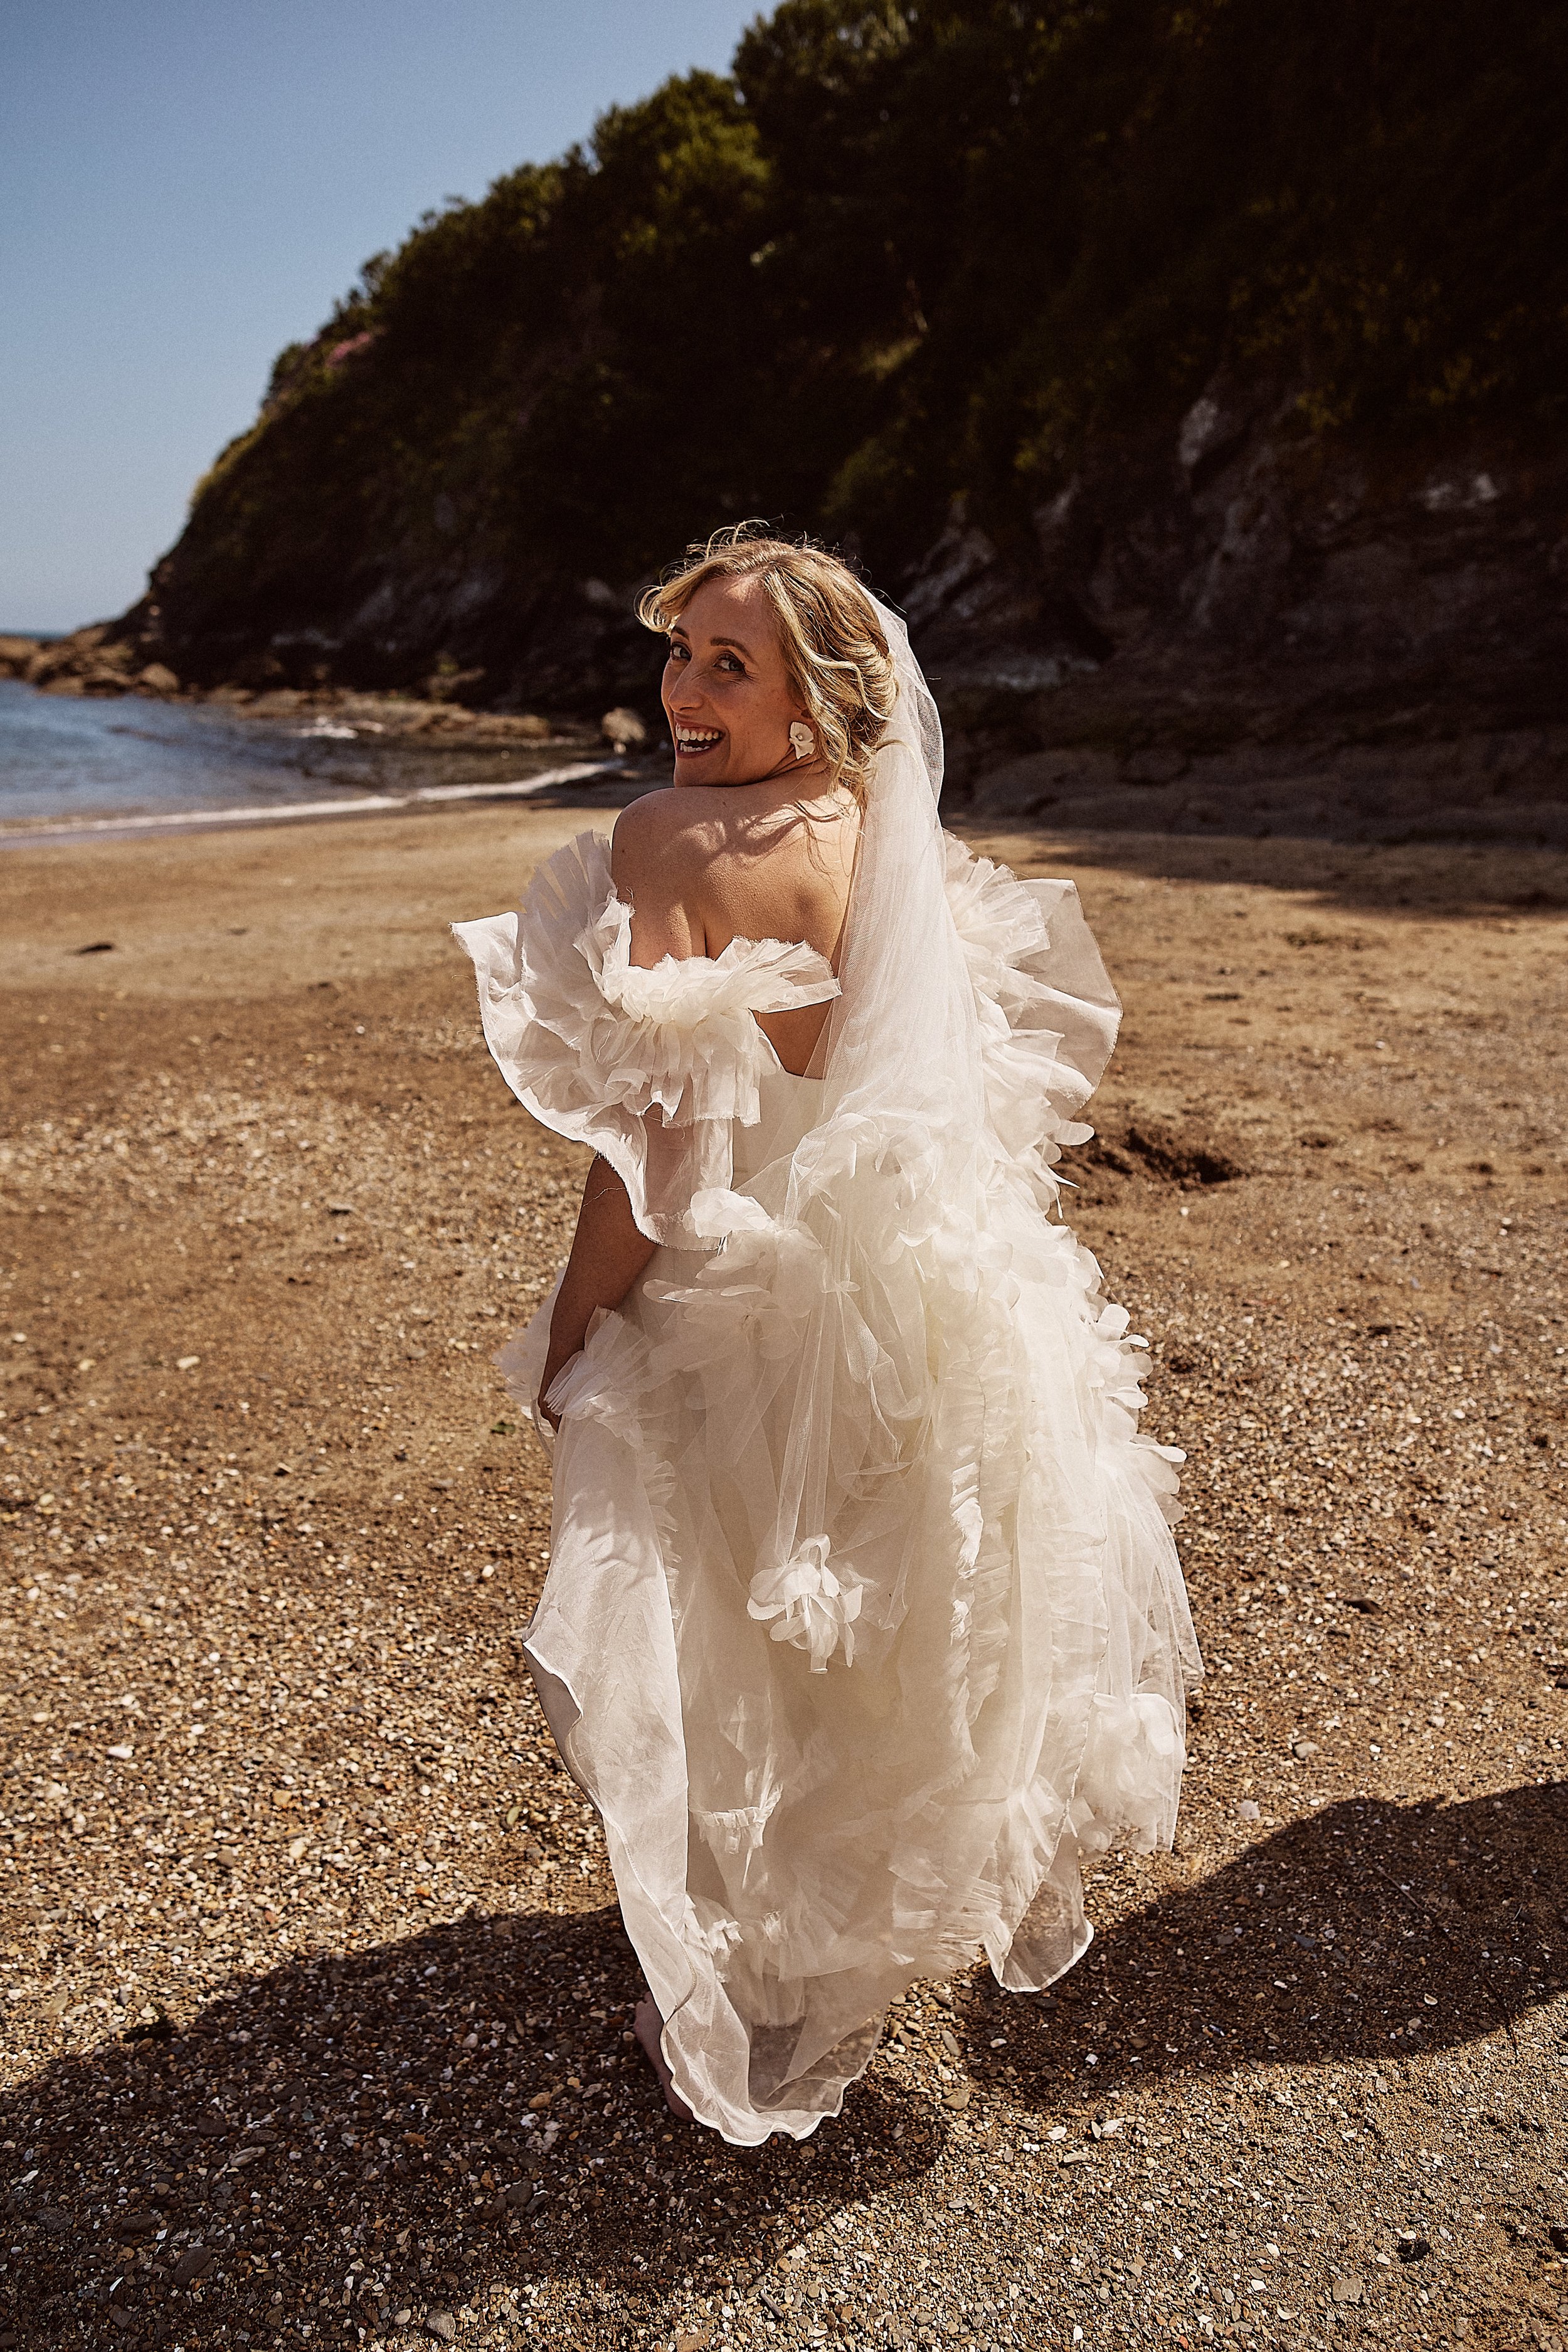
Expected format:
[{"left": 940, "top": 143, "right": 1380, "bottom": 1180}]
[{"left": 0, "top": 760, "right": 628, "bottom": 847}]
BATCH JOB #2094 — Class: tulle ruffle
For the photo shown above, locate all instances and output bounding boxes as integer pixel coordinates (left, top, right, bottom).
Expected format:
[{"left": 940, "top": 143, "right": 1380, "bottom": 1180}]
[
  {"left": 941, "top": 837, "right": 1122, "bottom": 1168},
  {"left": 452, "top": 832, "right": 840, "bottom": 1246}
]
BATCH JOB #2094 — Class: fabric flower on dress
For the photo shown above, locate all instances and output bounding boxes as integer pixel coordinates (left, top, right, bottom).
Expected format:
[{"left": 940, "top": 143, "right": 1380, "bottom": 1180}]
[
  {"left": 687, "top": 1904, "right": 746, "bottom": 1962},
  {"left": 747, "top": 1537, "right": 864, "bottom": 1672}
]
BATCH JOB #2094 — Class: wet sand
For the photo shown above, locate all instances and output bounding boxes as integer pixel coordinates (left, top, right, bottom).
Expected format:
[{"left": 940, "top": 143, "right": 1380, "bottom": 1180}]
[{"left": 2, "top": 803, "right": 1565, "bottom": 2352}]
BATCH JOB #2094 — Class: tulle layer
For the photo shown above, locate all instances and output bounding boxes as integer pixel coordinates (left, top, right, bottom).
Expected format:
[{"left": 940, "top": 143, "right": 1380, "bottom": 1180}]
[
  {"left": 459, "top": 832, "right": 1200, "bottom": 2144},
  {"left": 943, "top": 837, "right": 1121, "bottom": 1167},
  {"left": 521, "top": 1172, "right": 1194, "bottom": 2140}
]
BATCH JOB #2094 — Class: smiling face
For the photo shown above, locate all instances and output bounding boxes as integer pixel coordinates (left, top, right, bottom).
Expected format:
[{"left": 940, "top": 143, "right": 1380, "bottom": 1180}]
[{"left": 660, "top": 575, "right": 808, "bottom": 787}]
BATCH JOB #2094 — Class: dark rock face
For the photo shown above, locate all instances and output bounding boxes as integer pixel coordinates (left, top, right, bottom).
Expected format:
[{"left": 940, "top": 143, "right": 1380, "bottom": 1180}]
[
  {"left": 18, "top": 0, "right": 1567, "bottom": 814},
  {"left": 965, "top": 729, "right": 1568, "bottom": 850},
  {"left": 914, "top": 383, "right": 1568, "bottom": 839},
  {"left": 121, "top": 559, "right": 664, "bottom": 721}
]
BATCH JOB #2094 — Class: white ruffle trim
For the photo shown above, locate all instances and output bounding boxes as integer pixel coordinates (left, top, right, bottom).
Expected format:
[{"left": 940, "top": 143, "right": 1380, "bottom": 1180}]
[
  {"left": 453, "top": 830, "right": 839, "bottom": 1242},
  {"left": 943, "top": 837, "right": 1121, "bottom": 1167},
  {"left": 1073, "top": 1692, "right": 1188, "bottom": 1857}
]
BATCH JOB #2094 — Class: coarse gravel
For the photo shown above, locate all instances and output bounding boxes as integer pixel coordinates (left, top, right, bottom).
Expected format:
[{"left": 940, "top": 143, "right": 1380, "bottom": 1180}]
[{"left": 0, "top": 807, "right": 1564, "bottom": 2352}]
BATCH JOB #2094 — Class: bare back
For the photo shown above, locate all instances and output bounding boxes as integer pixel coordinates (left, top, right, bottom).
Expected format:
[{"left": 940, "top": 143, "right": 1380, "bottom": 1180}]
[{"left": 612, "top": 783, "right": 860, "bottom": 1075}]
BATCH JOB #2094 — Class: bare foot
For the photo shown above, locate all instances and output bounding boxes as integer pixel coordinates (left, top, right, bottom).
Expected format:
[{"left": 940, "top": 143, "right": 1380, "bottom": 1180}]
[{"left": 634, "top": 1994, "right": 694, "bottom": 2124}]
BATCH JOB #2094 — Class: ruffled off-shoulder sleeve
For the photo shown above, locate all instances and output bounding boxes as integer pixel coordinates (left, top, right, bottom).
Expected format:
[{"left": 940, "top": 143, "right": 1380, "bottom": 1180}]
[
  {"left": 453, "top": 830, "right": 840, "bottom": 1244},
  {"left": 943, "top": 836, "right": 1121, "bottom": 1163}
]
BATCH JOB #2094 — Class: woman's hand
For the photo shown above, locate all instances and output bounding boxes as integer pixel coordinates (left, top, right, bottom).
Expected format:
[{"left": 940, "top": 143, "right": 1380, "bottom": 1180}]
[
  {"left": 535, "top": 1156, "right": 656, "bottom": 1431},
  {"left": 536, "top": 1347, "right": 573, "bottom": 1431}
]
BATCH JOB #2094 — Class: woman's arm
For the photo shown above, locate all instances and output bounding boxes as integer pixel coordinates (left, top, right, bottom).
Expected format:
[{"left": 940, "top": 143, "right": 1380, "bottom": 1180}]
[
  {"left": 537, "top": 805, "right": 698, "bottom": 1422},
  {"left": 538, "top": 1155, "right": 657, "bottom": 1426}
]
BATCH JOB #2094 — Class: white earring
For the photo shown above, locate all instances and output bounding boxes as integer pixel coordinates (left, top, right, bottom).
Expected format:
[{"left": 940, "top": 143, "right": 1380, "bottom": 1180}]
[{"left": 789, "top": 721, "right": 815, "bottom": 761}]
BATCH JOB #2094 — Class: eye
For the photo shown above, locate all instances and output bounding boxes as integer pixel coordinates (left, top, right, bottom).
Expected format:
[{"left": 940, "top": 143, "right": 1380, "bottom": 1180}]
[
  {"left": 666, "top": 638, "right": 689, "bottom": 663},
  {"left": 716, "top": 653, "right": 745, "bottom": 675}
]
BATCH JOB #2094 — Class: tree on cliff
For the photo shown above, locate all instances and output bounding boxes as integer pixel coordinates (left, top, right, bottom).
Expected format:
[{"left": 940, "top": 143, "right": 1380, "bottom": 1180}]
[{"left": 137, "top": 0, "right": 1568, "bottom": 703}]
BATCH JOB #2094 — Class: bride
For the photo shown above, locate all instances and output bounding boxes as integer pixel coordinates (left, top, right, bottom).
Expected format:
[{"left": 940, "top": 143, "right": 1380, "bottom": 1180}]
[{"left": 455, "top": 528, "right": 1199, "bottom": 2144}]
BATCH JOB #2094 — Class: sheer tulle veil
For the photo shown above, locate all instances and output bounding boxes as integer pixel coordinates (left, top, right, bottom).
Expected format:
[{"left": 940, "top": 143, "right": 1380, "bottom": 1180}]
[
  {"left": 812, "top": 595, "right": 978, "bottom": 1126},
  {"left": 741, "top": 598, "right": 988, "bottom": 1657},
  {"left": 707, "top": 594, "right": 1119, "bottom": 1685}
]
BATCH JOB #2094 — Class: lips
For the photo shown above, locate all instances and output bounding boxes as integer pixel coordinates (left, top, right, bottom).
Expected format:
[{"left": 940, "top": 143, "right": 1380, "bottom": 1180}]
[{"left": 673, "top": 726, "right": 723, "bottom": 758}]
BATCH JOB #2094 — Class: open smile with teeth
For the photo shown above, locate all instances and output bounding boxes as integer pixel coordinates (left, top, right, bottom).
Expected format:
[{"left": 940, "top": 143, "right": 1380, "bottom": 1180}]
[{"left": 674, "top": 726, "right": 724, "bottom": 756}]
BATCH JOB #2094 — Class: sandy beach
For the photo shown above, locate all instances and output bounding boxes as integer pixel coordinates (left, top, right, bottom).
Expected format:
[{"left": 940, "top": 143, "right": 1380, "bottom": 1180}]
[{"left": 2, "top": 799, "right": 1565, "bottom": 2352}]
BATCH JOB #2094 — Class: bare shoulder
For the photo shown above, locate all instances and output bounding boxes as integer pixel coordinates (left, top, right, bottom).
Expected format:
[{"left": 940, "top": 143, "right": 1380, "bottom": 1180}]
[
  {"left": 612, "top": 784, "right": 857, "bottom": 960},
  {"left": 610, "top": 789, "right": 719, "bottom": 961},
  {"left": 611, "top": 788, "right": 718, "bottom": 893}
]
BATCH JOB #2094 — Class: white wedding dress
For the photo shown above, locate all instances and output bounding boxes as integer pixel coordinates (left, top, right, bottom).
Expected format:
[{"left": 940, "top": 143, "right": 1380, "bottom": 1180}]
[{"left": 455, "top": 612, "right": 1199, "bottom": 2145}]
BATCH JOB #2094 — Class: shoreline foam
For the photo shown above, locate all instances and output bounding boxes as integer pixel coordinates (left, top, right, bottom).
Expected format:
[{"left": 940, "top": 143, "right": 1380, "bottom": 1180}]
[{"left": 0, "top": 760, "right": 632, "bottom": 849}]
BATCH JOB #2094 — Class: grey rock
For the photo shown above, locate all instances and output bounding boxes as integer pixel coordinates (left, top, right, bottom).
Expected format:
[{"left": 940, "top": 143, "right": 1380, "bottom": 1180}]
[
  {"left": 426, "top": 2314, "right": 457, "bottom": 2344},
  {"left": 0, "top": 634, "right": 42, "bottom": 679},
  {"left": 601, "top": 706, "right": 647, "bottom": 752}
]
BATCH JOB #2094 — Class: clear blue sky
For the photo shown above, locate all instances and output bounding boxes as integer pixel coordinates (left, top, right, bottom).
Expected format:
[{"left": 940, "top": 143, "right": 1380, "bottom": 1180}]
[{"left": 0, "top": 1, "right": 762, "bottom": 632}]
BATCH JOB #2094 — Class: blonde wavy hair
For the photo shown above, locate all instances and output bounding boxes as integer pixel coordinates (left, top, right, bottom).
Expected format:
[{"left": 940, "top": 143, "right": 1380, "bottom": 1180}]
[{"left": 637, "top": 526, "right": 898, "bottom": 805}]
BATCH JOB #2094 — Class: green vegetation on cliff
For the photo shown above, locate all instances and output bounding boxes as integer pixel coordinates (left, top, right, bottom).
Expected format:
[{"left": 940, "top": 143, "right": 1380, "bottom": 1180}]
[{"left": 149, "top": 0, "right": 1567, "bottom": 697}]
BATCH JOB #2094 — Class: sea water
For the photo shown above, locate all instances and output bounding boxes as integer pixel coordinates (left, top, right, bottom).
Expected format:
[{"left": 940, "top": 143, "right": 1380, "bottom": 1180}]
[
  {"left": 0, "top": 677, "right": 388, "bottom": 827},
  {"left": 0, "top": 678, "right": 639, "bottom": 842}
]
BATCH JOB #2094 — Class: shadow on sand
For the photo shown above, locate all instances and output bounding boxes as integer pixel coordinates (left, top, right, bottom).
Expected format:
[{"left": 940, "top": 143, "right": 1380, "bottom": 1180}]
[
  {"left": 953, "top": 818, "right": 1568, "bottom": 924},
  {"left": 949, "top": 1781, "right": 1565, "bottom": 2100},
  {"left": 2, "top": 1783, "right": 1562, "bottom": 2348}
]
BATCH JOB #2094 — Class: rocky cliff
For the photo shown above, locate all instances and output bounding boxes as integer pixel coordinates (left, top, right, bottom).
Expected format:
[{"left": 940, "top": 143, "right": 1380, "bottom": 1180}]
[
  {"left": 22, "top": 0, "right": 1568, "bottom": 839},
  {"left": 911, "top": 391, "right": 1568, "bottom": 842}
]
